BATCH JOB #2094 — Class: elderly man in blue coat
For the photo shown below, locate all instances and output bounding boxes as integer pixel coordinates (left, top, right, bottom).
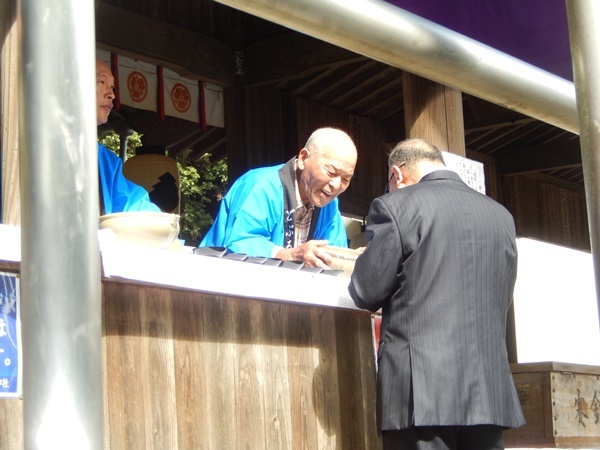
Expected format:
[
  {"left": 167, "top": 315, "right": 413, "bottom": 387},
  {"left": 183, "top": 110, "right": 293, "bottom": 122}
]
[
  {"left": 200, "top": 127, "right": 357, "bottom": 268},
  {"left": 96, "top": 57, "right": 160, "bottom": 214}
]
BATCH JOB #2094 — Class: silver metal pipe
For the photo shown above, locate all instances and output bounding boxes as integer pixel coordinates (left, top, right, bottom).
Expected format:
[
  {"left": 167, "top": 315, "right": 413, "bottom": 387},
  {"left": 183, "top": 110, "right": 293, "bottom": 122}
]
[
  {"left": 216, "top": 0, "right": 579, "bottom": 134},
  {"left": 18, "top": 0, "right": 103, "bottom": 448},
  {"left": 566, "top": 0, "right": 600, "bottom": 330}
]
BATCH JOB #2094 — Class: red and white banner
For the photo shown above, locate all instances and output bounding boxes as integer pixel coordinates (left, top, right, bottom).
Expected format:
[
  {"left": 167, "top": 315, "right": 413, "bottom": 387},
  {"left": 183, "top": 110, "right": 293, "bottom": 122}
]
[
  {"left": 160, "top": 67, "right": 200, "bottom": 124},
  {"left": 96, "top": 50, "right": 226, "bottom": 128},
  {"left": 114, "top": 55, "right": 158, "bottom": 113}
]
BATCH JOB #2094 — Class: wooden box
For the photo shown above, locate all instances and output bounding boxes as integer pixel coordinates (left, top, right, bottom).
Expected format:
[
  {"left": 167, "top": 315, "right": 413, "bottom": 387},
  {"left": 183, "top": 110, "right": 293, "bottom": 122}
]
[{"left": 506, "top": 362, "right": 600, "bottom": 448}]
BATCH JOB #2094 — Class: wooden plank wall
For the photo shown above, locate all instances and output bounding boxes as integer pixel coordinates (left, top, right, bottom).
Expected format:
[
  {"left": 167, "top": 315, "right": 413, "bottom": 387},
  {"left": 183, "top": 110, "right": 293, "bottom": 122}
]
[
  {"left": 241, "top": 87, "right": 386, "bottom": 218},
  {"left": 503, "top": 175, "right": 590, "bottom": 251},
  {"left": 103, "top": 281, "right": 381, "bottom": 450}
]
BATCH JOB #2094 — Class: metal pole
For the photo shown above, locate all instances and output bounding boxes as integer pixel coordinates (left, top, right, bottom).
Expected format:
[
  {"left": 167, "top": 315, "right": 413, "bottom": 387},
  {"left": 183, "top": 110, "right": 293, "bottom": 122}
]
[
  {"left": 216, "top": 0, "right": 578, "bottom": 134},
  {"left": 18, "top": 0, "right": 103, "bottom": 448},
  {"left": 565, "top": 0, "right": 600, "bottom": 331}
]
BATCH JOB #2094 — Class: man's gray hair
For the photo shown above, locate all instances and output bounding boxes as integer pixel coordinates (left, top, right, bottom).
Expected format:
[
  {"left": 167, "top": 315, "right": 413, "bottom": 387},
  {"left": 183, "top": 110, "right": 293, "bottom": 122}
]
[{"left": 388, "top": 138, "right": 445, "bottom": 169}]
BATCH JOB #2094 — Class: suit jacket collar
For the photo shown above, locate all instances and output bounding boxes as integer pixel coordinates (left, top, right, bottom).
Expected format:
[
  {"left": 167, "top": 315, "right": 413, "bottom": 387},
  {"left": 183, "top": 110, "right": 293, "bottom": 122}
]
[{"left": 419, "top": 169, "right": 465, "bottom": 184}]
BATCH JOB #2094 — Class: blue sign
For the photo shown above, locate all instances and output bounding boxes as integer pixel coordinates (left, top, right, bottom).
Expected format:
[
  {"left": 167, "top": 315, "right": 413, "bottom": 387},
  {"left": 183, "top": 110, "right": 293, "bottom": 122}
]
[{"left": 0, "top": 272, "right": 20, "bottom": 397}]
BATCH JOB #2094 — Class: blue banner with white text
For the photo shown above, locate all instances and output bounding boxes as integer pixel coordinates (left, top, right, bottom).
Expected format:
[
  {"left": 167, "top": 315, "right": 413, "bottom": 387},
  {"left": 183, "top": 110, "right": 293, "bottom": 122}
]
[{"left": 0, "top": 272, "right": 20, "bottom": 397}]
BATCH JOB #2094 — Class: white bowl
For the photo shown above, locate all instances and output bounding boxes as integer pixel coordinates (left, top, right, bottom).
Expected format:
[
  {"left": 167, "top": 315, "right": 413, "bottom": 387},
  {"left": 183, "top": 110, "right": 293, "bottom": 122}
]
[{"left": 99, "top": 212, "right": 180, "bottom": 249}]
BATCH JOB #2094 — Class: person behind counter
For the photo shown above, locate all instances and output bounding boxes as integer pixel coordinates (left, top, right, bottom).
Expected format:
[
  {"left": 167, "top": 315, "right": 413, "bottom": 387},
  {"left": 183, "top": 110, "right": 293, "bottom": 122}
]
[
  {"left": 348, "top": 138, "right": 525, "bottom": 450},
  {"left": 200, "top": 127, "right": 357, "bottom": 268},
  {"left": 96, "top": 57, "right": 160, "bottom": 215}
]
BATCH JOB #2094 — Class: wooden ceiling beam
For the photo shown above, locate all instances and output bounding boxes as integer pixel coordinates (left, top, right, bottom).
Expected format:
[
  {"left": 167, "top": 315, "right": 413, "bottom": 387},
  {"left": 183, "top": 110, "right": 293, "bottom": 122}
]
[
  {"left": 344, "top": 71, "right": 402, "bottom": 111},
  {"left": 486, "top": 122, "right": 547, "bottom": 154},
  {"left": 95, "top": 2, "right": 233, "bottom": 86},
  {"left": 497, "top": 138, "right": 582, "bottom": 175},
  {"left": 244, "top": 31, "right": 367, "bottom": 86},
  {"left": 331, "top": 66, "right": 399, "bottom": 109},
  {"left": 312, "top": 60, "right": 380, "bottom": 102},
  {"left": 465, "top": 117, "right": 537, "bottom": 134}
]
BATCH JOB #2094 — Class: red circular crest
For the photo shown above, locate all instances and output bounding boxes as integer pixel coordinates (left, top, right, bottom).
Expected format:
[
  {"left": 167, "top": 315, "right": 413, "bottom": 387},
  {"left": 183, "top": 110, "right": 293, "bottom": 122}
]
[
  {"left": 170, "top": 83, "right": 192, "bottom": 113},
  {"left": 126, "top": 71, "right": 148, "bottom": 102}
]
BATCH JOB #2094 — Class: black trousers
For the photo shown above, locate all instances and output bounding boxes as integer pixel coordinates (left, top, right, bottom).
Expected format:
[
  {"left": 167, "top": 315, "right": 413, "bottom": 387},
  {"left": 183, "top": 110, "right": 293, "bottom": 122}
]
[{"left": 382, "top": 425, "right": 504, "bottom": 450}]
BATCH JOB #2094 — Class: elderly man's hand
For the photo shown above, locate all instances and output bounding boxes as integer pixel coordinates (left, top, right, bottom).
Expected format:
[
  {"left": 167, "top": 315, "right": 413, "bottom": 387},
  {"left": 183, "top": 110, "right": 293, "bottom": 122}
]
[{"left": 276, "top": 240, "right": 333, "bottom": 268}]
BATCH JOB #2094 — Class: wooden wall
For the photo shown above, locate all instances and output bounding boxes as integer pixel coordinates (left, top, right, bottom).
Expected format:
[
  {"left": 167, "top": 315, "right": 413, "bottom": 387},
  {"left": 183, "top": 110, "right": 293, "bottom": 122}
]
[
  {"left": 503, "top": 175, "right": 590, "bottom": 251},
  {"left": 102, "top": 281, "right": 380, "bottom": 450}
]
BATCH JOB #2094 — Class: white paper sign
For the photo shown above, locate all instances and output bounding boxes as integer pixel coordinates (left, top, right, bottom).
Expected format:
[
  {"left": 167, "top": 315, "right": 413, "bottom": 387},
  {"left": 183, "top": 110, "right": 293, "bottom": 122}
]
[{"left": 442, "top": 151, "right": 486, "bottom": 194}]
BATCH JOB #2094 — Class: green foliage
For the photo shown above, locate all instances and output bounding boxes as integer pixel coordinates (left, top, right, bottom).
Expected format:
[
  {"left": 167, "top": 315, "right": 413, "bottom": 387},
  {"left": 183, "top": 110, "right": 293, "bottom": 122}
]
[
  {"left": 99, "top": 131, "right": 141, "bottom": 158},
  {"left": 178, "top": 154, "right": 228, "bottom": 246},
  {"left": 98, "top": 131, "right": 227, "bottom": 246}
]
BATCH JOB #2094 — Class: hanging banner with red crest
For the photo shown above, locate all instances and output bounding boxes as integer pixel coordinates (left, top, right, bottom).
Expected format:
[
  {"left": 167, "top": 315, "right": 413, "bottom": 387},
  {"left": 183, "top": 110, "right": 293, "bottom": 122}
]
[
  {"left": 160, "top": 67, "right": 201, "bottom": 124},
  {"left": 113, "top": 55, "right": 158, "bottom": 113},
  {"left": 97, "top": 50, "right": 221, "bottom": 127}
]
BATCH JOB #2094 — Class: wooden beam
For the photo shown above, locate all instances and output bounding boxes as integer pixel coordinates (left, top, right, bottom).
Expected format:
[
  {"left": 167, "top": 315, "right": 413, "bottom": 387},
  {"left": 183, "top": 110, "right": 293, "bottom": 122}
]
[
  {"left": 244, "top": 32, "right": 367, "bottom": 86},
  {"left": 497, "top": 138, "right": 582, "bottom": 175},
  {"left": 95, "top": 2, "right": 233, "bottom": 86},
  {"left": 403, "top": 73, "right": 465, "bottom": 155}
]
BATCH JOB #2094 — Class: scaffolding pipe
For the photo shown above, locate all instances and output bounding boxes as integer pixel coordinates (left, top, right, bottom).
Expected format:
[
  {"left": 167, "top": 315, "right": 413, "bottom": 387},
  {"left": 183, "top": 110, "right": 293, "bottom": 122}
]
[
  {"left": 18, "top": 0, "right": 103, "bottom": 448},
  {"left": 216, "top": 0, "right": 578, "bottom": 135},
  {"left": 566, "top": 0, "right": 600, "bottom": 331}
]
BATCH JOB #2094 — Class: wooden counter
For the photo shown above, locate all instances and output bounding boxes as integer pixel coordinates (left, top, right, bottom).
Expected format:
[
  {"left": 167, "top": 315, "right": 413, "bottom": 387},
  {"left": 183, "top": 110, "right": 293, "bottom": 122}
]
[
  {"left": 102, "top": 278, "right": 380, "bottom": 449},
  {"left": 0, "top": 251, "right": 381, "bottom": 449}
]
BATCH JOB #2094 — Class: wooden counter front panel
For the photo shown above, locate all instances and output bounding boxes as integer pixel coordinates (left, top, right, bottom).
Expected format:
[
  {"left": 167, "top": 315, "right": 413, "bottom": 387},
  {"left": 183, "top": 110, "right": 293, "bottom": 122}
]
[{"left": 102, "top": 281, "right": 381, "bottom": 450}]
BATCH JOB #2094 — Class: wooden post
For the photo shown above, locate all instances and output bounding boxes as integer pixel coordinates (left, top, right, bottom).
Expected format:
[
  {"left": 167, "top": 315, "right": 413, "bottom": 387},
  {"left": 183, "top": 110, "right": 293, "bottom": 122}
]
[
  {"left": 402, "top": 72, "right": 465, "bottom": 156},
  {"left": 224, "top": 9, "right": 248, "bottom": 183},
  {"left": 0, "top": 2, "right": 19, "bottom": 225}
]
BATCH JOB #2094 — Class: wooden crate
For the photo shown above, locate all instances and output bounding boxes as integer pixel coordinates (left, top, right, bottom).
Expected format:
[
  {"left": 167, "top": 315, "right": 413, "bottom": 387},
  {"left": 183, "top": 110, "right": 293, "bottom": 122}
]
[{"left": 506, "top": 362, "right": 600, "bottom": 448}]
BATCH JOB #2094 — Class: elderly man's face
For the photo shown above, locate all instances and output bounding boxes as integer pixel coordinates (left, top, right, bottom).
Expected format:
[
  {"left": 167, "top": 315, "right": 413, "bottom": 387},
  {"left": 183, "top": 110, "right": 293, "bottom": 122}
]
[
  {"left": 96, "top": 59, "right": 115, "bottom": 125},
  {"left": 297, "top": 145, "right": 356, "bottom": 207}
]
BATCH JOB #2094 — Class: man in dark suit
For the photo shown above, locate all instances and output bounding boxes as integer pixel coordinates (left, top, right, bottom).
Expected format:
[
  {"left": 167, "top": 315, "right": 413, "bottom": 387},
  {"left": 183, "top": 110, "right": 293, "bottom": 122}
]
[{"left": 348, "top": 138, "right": 525, "bottom": 450}]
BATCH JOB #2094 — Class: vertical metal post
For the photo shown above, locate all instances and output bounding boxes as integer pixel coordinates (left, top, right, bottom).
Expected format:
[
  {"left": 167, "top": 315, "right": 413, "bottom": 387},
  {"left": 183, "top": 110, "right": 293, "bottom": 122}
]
[
  {"left": 18, "top": 0, "right": 103, "bottom": 448},
  {"left": 565, "top": 0, "right": 600, "bottom": 330}
]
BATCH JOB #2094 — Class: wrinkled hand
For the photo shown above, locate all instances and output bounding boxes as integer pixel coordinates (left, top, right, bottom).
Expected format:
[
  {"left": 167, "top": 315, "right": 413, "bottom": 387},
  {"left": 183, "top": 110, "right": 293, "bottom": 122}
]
[{"left": 276, "top": 240, "right": 332, "bottom": 268}]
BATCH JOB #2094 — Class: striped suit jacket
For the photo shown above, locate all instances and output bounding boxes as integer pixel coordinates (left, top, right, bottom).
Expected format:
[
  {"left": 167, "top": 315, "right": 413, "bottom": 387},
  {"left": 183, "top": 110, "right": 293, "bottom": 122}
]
[{"left": 349, "top": 170, "right": 525, "bottom": 431}]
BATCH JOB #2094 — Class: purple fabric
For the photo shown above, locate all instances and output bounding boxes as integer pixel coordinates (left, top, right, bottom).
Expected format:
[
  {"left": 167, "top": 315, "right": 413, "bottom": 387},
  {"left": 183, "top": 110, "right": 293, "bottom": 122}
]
[{"left": 384, "top": 0, "right": 573, "bottom": 81}]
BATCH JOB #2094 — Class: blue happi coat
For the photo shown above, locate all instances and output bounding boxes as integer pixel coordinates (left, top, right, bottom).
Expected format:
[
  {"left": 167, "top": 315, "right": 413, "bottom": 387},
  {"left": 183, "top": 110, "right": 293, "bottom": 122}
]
[
  {"left": 98, "top": 143, "right": 160, "bottom": 214},
  {"left": 200, "top": 161, "right": 348, "bottom": 257}
]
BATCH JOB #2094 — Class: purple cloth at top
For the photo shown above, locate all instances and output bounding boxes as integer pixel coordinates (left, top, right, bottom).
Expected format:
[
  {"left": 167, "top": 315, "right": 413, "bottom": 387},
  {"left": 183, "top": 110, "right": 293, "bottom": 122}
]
[{"left": 384, "top": 0, "right": 573, "bottom": 81}]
